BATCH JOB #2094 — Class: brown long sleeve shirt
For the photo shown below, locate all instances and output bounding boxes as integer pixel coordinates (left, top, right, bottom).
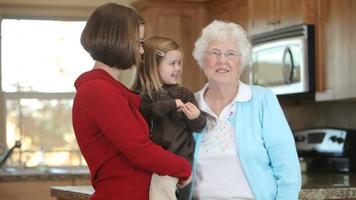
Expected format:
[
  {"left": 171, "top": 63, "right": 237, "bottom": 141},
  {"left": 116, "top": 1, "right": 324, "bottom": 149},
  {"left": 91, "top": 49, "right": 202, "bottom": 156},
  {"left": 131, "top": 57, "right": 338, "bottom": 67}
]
[{"left": 140, "top": 85, "right": 206, "bottom": 161}]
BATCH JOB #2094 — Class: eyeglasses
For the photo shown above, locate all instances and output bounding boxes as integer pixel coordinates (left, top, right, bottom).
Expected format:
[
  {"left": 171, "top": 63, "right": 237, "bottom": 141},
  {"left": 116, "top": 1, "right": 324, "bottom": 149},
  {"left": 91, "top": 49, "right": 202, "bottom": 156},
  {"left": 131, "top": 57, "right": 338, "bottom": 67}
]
[{"left": 205, "top": 49, "right": 241, "bottom": 61}]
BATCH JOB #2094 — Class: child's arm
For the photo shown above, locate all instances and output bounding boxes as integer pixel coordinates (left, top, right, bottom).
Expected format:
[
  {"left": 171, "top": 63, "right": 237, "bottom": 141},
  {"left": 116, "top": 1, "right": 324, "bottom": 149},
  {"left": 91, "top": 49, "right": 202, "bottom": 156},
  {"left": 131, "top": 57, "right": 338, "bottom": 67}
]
[
  {"left": 178, "top": 87, "right": 207, "bottom": 132},
  {"left": 140, "top": 95, "right": 180, "bottom": 119},
  {"left": 180, "top": 102, "right": 207, "bottom": 132}
]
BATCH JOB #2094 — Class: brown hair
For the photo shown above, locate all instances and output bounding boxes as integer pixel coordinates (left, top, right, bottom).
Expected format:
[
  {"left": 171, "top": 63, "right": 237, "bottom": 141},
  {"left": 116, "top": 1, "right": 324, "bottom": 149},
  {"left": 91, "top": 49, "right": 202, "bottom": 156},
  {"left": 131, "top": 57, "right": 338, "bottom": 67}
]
[
  {"left": 81, "top": 3, "right": 144, "bottom": 69},
  {"left": 139, "top": 36, "right": 182, "bottom": 98}
]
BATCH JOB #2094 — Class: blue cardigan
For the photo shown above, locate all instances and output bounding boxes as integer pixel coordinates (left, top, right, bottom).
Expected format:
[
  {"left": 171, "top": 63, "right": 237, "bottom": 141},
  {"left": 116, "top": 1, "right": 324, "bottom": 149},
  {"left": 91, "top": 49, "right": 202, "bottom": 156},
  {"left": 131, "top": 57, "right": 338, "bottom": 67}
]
[{"left": 190, "top": 85, "right": 301, "bottom": 200}]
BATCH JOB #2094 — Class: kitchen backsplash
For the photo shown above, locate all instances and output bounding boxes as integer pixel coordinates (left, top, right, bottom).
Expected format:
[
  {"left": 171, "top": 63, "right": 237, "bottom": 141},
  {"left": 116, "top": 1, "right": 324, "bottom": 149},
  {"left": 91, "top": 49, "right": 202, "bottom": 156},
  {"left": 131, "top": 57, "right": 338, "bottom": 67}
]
[{"left": 280, "top": 98, "right": 356, "bottom": 131}]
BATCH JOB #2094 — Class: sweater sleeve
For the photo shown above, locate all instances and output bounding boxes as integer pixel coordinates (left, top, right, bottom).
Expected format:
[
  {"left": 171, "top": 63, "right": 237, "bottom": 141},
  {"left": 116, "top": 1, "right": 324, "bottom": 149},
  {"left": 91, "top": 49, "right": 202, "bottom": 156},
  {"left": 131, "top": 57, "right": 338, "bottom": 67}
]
[
  {"left": 140, "top": 95, "right": 177, "bottom": 118},
  {"left": 81, "top": 80, "right": 191, "bottom": 179},
  {"left": 261, "top": 91, "right": 302, "bottom": 200}
]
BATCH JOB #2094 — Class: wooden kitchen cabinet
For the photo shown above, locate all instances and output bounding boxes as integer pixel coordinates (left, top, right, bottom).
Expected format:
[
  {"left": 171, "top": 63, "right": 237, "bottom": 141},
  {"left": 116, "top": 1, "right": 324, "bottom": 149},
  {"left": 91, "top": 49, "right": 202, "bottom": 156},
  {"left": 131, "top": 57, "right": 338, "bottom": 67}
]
[
  {"left": 315, "top": 0, "right": 356, "bottom": 101},
  {"left": 206, "top": 0, "right": 248, "bottom": 30},
  {"left": 248, "top": 0, "right": 275, "bottom": 35},
  {"left": 0, "top": 180, "right": 71, "bottom": 200},
  {"left": 248, "top": 0, "right": 316, "bottom": 36}
]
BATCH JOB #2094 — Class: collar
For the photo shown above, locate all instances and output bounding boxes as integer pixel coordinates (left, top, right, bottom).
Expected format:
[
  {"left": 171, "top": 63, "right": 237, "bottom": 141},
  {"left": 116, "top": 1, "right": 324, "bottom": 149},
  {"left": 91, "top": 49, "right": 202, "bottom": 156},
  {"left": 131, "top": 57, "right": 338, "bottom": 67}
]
[{"left": 197, "top": 81, "right": 252, "bottom": 104}]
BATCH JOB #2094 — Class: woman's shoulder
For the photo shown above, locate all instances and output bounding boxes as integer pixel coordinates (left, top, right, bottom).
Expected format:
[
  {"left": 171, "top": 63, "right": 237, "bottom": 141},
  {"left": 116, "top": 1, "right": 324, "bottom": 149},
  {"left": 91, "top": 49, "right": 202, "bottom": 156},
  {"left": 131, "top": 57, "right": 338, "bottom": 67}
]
[{"left": 250, "top": 85, "right": 277, "bottom": 102}]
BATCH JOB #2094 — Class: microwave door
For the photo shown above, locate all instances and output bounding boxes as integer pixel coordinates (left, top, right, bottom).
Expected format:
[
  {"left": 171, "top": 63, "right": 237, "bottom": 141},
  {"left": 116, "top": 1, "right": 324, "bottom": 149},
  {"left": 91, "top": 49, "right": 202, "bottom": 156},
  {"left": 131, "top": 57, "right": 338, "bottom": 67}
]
[
  {"left": 251, "top": 42, "right": 287, "bottom": 88},
  {"left": 251, "top": 38, "right": 305, "bottom": 95}
]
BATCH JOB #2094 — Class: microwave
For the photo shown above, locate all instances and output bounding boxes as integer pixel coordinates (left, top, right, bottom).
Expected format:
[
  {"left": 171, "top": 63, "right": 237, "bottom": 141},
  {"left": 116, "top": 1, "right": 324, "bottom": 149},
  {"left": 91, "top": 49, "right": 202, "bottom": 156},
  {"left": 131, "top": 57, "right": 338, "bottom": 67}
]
[{"left": 245, "top": 24, "right": 315, "bottom": 95}]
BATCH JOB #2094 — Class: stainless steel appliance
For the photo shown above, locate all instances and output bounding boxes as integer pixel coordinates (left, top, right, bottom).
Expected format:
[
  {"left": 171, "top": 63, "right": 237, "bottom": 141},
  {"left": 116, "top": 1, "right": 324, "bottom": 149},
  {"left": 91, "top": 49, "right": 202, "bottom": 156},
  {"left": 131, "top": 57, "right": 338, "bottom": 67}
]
[
  {"left": 294, "top": 128, "right": 356, "bottom": 172},
  {"left": 247, "top": 24, "right": 315, "bottom": 95}
]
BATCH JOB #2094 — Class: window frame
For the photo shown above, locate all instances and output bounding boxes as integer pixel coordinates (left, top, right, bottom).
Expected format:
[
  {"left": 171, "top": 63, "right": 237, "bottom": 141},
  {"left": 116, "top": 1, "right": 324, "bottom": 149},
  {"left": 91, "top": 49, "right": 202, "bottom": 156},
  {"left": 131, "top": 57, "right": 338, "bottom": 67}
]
[{"left": 0, "top": 6, "right": 92, "bottom": 167}]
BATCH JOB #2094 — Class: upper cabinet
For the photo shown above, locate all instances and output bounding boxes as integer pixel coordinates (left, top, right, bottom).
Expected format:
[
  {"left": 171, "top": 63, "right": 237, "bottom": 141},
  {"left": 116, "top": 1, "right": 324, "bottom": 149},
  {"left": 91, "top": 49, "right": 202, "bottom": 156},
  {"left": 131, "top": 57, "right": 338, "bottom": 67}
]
[
  {"left": 206, "top": 0, "right": 248, "bottom": 30},
  {"left": 248, "top": 0, "right": 316, "bottom": 36},
  {"left": 315, "top": 0, "right": 356, "bottom": 101}
]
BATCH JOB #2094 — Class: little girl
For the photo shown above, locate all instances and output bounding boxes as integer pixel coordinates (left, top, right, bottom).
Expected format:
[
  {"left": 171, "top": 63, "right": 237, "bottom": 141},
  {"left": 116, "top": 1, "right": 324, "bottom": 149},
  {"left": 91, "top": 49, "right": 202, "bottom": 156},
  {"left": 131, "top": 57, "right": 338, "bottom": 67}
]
[{"left": 139, "top": 36, "right": 206, "bottom": 200}]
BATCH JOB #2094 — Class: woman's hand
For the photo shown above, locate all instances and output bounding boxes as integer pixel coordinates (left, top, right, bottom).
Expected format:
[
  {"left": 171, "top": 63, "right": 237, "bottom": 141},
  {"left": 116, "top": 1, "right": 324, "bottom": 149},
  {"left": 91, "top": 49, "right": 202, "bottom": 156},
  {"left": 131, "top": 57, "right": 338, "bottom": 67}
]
[
  {"left": 177, "top": 174, "right": 192, "bottom": 189},
  {"left": 179, "top": 102, "right": 201, "bottom": 120}
]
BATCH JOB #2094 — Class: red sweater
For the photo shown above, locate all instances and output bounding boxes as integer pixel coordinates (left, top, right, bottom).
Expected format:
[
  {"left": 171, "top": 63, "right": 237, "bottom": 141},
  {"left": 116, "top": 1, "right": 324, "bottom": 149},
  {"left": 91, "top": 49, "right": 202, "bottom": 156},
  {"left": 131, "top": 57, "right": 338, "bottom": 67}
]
[{"left": 72, "top": 69, "right": 191, "bottom": 200}]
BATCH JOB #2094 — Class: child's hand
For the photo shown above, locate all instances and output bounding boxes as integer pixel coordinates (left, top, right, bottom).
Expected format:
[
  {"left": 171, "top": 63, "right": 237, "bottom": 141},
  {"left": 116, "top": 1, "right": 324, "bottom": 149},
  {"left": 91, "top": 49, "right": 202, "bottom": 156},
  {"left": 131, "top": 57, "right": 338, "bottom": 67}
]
[
  {"left": 177, "top": 174, "right": 192, "bottom": 189},
  {"left": 179, "top": 102, "right": 201, "bottom": 120},
  {"left": 175, "top": 99, "right": 184, "bottom": 108}
]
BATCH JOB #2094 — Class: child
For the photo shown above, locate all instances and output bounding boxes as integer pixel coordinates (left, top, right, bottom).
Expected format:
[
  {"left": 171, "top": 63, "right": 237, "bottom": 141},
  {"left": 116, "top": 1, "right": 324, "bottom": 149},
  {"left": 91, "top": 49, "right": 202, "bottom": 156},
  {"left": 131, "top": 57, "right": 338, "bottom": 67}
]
[{"left": 139, "top": 36, "right": 206, "bottom": 200}]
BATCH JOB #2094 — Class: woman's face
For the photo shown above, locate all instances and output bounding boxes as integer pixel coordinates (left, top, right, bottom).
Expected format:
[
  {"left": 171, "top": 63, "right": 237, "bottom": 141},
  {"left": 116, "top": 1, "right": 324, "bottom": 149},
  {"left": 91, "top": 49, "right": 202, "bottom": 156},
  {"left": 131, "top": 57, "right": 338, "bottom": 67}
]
[
  {"left": 202, "top": 39, "right": 241, "bottom": 86},
  {"left": 158, "top": 49, "right": 183, "bottom": 85},
  {"left": 138, "top": 24, "right": 145, "bottom": 55}
]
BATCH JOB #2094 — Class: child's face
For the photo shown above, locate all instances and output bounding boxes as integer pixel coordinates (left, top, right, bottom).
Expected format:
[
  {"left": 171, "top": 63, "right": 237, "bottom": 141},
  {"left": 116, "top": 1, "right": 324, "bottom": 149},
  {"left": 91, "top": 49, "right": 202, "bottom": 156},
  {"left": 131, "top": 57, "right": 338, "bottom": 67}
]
[{"left": 158, "top": 49, "right": 183, "bottom": 85}]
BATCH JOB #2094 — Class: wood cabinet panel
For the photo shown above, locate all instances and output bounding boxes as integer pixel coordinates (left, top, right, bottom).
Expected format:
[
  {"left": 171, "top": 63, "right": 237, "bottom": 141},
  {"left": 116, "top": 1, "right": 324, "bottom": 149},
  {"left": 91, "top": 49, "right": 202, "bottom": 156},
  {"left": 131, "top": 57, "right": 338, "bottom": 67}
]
[
  {"left": 315, "top": 0, "right": 356, "bottom": 101},
  {"left": 248, "top": 0, "right": 316, "bottom": 36},
  {"left": 276, "top": 0, "right": 303, "bottom": 28},
  {"left": 0, "top": 178, "right": 90, "bottom": 200},
  {"left": 206, "top": 0, "right": 248, "bottom": 30},
  {"left": 0, "top": 180, "right": 71, "bottom": 200},
  {"left": 248, "top": 0, "right": 275, "bottom": 35}
]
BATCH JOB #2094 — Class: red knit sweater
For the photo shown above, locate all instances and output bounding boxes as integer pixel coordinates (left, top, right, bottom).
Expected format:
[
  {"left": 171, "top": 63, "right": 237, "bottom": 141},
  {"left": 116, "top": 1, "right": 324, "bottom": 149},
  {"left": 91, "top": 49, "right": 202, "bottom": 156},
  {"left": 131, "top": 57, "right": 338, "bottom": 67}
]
[{"left": 72, "top": 69, "right": 191, "bottom": 200}]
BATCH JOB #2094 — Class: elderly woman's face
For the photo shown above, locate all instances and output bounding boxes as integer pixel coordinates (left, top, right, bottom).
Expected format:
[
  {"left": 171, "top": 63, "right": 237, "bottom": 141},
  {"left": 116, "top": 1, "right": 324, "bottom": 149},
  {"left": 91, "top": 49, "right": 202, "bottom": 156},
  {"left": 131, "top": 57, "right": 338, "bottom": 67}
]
[{"left": 202, "top": 39, "right": 241, "bottom": 85}]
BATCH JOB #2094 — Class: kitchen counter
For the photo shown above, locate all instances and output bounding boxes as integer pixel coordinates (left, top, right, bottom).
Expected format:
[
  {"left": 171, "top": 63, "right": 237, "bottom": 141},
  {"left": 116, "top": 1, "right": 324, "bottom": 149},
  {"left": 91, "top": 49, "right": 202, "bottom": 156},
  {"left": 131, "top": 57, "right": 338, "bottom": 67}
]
[
  {"left": 0, "top": 166, "right": 90, "bottom": 200},
  {"left": 51, "top": 172, "right": 356, "bottom": 200},
  {"left": 299, "top": 173, "right": 356, "bottom": 199}
]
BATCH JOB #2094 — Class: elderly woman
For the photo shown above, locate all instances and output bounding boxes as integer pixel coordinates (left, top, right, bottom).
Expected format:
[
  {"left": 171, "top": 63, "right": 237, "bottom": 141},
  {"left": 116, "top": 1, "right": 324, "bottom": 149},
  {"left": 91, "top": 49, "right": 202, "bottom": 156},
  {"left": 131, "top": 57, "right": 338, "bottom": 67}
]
[{"left": 189, "top": 20, "right": 301, "bottom": 200}]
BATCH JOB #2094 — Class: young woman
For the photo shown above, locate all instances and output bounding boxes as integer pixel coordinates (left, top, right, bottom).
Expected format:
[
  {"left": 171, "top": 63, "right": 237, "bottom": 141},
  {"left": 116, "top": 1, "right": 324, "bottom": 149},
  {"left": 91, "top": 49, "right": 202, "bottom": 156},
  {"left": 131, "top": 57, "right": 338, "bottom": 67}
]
[
  {"left": 139, "top": 36, "right": 206, "bottom": 200},
  {"left": 72, "top": 4, "right": 192, "bottom": 200}
]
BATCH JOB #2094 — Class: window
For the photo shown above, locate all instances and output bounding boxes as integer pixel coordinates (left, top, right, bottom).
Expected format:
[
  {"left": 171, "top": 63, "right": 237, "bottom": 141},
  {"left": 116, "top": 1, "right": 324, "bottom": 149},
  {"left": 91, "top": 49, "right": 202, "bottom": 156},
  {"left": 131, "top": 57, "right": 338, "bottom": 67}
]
[{"left": 1, "top": 19, "right": 92, "bottom": 167}]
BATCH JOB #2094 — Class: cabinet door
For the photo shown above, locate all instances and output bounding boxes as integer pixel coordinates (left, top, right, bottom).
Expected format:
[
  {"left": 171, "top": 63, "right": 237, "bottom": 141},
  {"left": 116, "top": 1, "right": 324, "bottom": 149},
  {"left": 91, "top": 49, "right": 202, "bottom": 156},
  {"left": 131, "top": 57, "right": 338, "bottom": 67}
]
[
  {"left": 316, "top": 0, "right": 356, "bottom": 101},
  {"left": 207, "top": 0, "right": 248, "bottom": 30},
  {"left": 275, "top": 0, "right": 304, "bottom": 29},
  {"left": 248, "top": 0, "right": 316, "bottom": 36},
  {"left": 248, "top": 0, "right": 275, "bottom": 35},
  {"left": 0, "top": 180, "right": 72, "bottom": 200}
]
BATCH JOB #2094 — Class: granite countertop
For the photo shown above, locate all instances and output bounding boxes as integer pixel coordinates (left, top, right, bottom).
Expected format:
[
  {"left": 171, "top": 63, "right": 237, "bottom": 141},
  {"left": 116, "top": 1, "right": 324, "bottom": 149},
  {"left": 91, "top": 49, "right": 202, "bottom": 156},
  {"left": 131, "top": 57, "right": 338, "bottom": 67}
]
[
  {"left": 51, "top": 172, "right": 356, "bottom": 200},
  {"left": 0, "top": 166, "right": 90, "bottom": 182},
  {"left": 299, "top": 173, "right": 356, "bottom": 199}
]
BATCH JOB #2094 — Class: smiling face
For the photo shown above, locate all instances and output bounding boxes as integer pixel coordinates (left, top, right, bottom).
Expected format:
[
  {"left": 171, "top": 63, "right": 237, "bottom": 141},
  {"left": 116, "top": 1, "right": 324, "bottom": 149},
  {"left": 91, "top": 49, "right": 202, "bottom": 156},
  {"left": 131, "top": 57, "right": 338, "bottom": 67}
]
[
  {"left": 202, "top": 39, "right": 241, "bottom": 86},
  {"left": 158, "top": 49, "right": 183, "bottom": 85}
]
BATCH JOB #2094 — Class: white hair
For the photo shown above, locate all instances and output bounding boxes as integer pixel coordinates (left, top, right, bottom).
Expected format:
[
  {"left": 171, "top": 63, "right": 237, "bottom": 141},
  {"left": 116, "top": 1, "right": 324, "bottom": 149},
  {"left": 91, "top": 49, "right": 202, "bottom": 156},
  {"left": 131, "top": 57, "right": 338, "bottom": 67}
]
[{"left": 193, "top": 20, "right": 251, "bottom": 69}]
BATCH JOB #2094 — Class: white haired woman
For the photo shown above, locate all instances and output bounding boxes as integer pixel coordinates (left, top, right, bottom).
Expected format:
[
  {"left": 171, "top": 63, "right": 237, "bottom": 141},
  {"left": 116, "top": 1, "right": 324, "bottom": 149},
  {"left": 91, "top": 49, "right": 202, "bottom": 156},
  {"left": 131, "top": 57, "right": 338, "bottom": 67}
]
[{"left": 189, "top": 20, "right": 301, "bottom": 200}]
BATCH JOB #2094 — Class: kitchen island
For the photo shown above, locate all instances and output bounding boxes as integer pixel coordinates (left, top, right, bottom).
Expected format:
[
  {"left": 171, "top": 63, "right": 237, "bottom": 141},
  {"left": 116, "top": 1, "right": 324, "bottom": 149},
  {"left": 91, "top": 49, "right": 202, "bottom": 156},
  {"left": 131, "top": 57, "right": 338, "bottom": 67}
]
[
  {"left": 0, "top": 166, "right": 90, "bottom": 200},
  {"left": 51, "top": 172, "right": 356, "bottom": 200}
]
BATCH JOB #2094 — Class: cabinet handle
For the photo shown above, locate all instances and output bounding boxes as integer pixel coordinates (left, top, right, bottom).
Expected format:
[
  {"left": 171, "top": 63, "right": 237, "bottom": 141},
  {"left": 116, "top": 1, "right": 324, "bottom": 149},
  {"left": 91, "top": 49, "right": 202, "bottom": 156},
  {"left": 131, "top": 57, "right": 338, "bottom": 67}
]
[
  {"left": 267, "top": 20, "right": 275, "bottom": 25},
  {"left": 267, "top": 19, "right": 281, "bottom": 26}
]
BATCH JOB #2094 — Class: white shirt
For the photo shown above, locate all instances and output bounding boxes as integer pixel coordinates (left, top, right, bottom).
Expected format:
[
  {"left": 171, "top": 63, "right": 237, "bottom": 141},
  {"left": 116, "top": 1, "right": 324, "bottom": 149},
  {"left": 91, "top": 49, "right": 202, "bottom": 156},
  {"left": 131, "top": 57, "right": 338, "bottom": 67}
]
[{"left": 193, "top": 82, "right": 255, "bottom": 200}]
